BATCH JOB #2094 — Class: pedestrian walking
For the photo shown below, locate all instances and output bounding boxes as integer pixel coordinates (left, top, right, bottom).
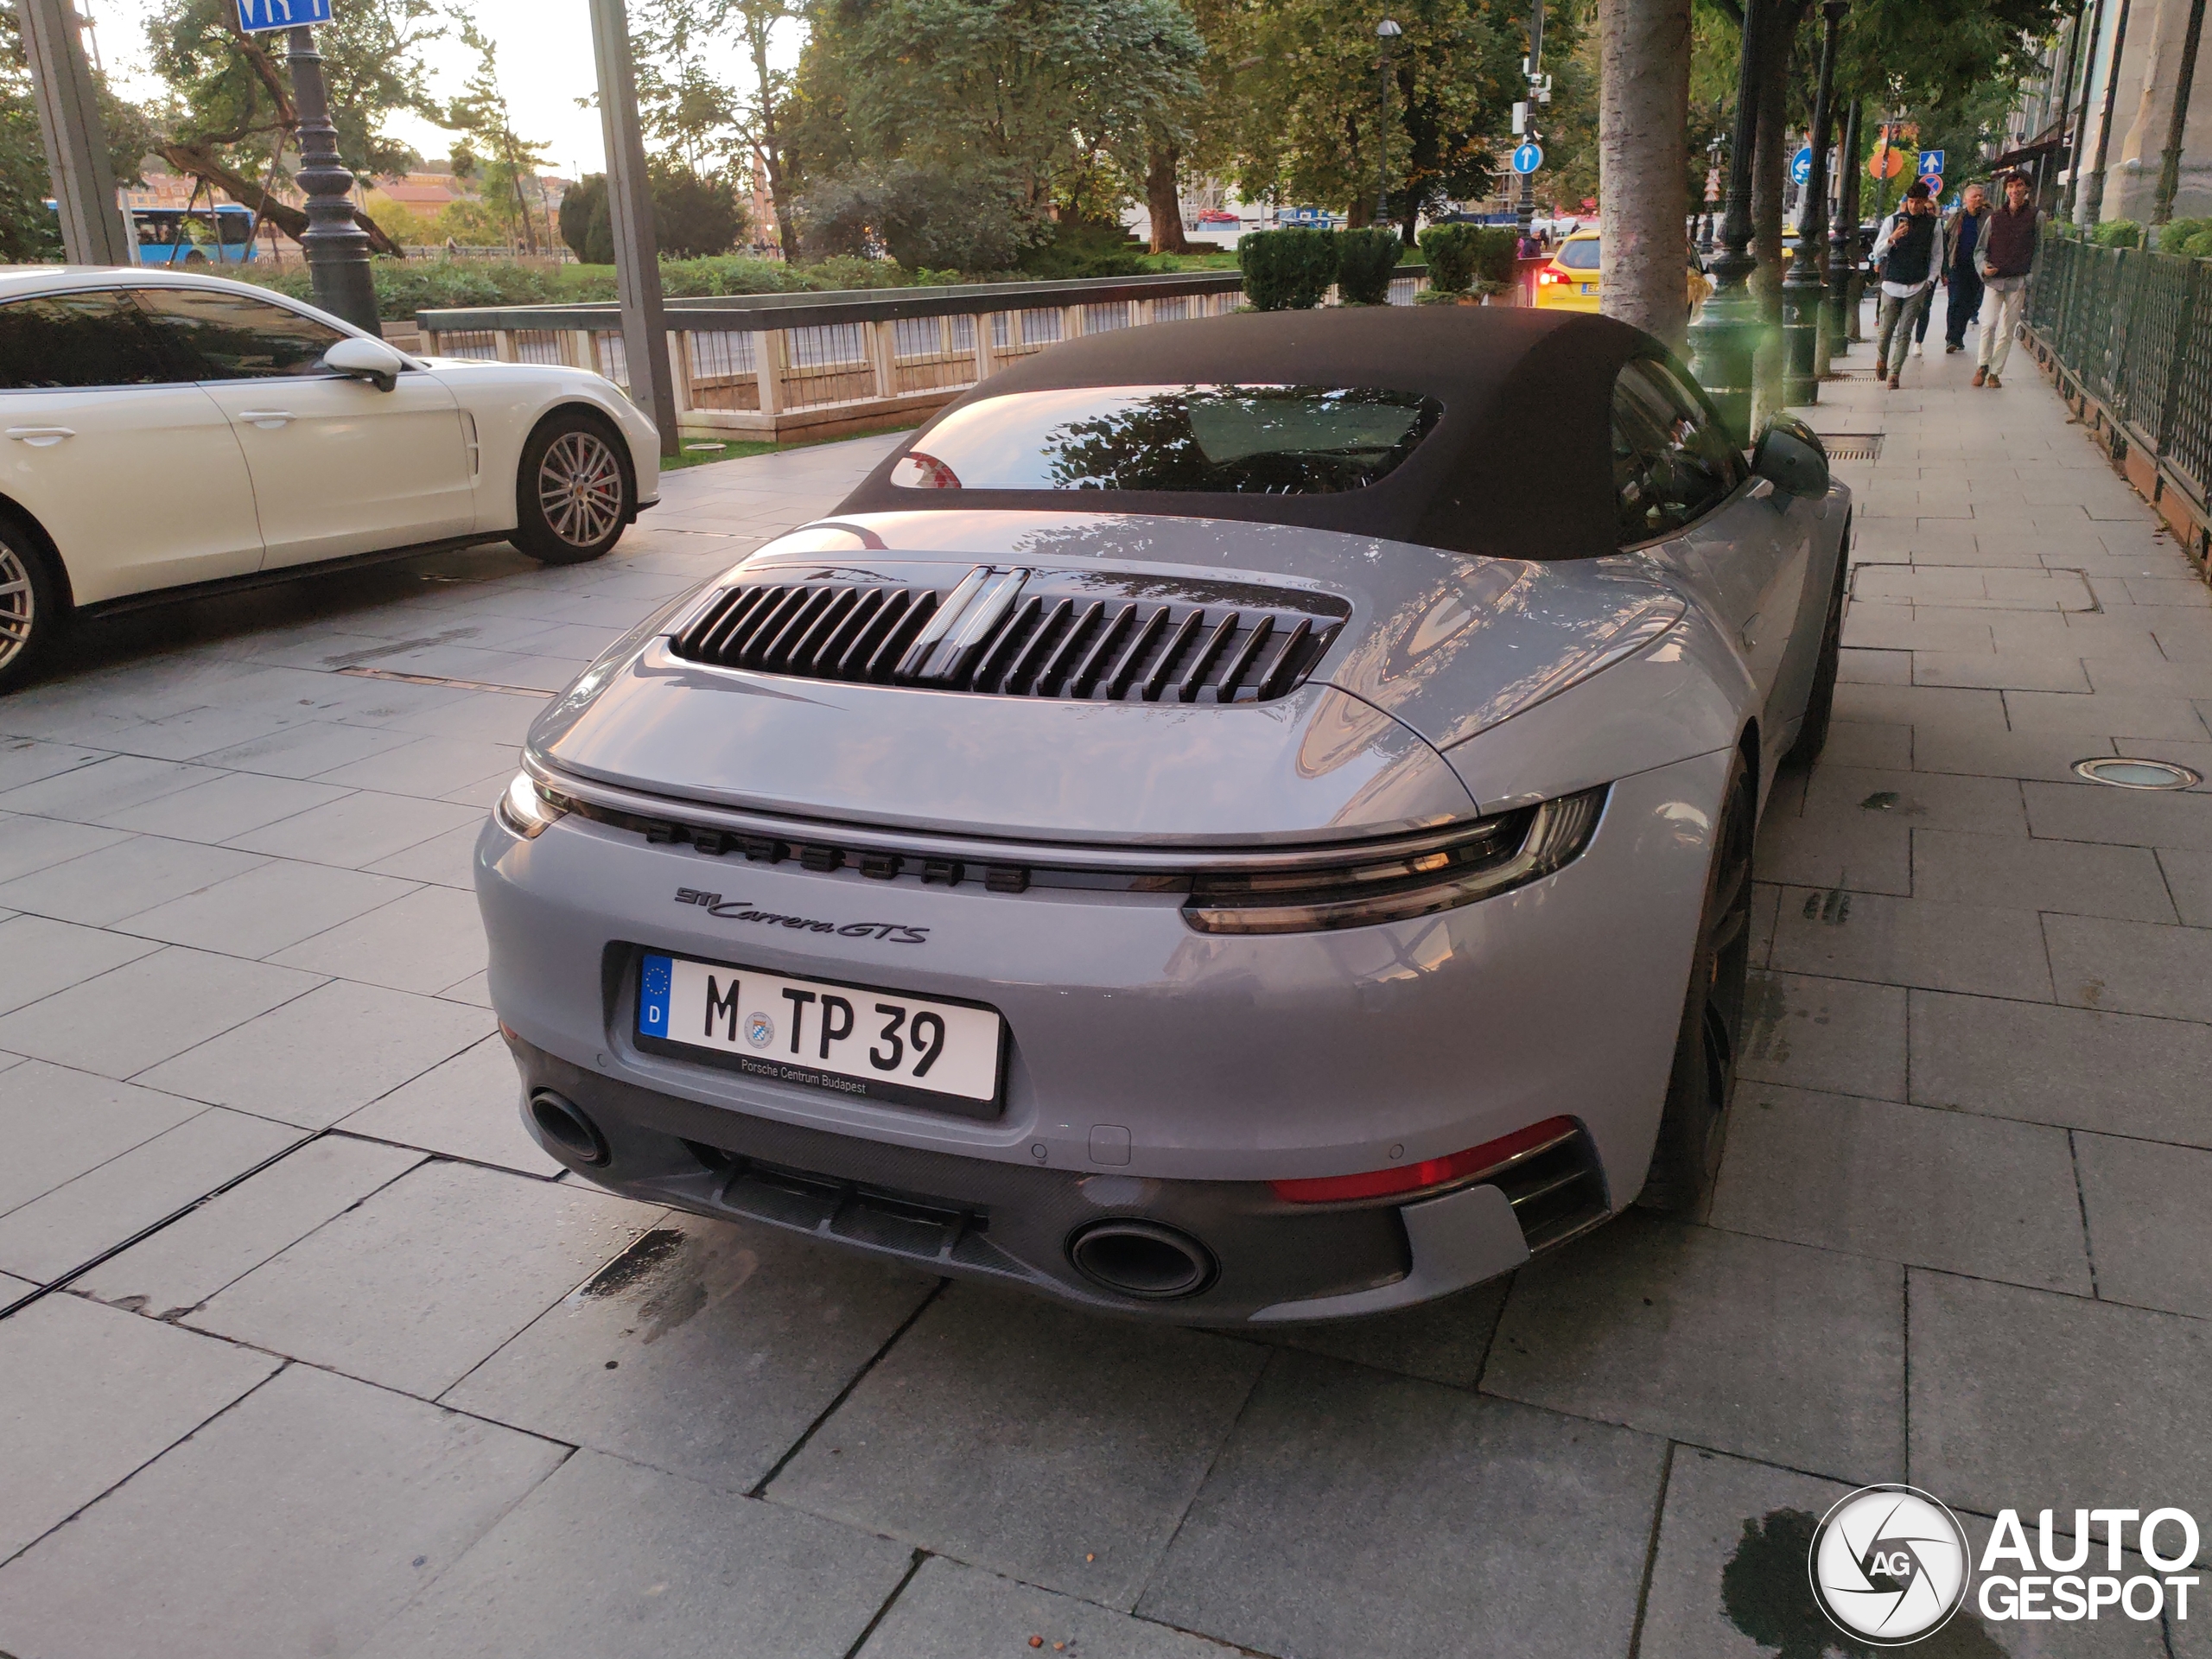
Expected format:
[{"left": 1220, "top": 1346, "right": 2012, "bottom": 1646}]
[
  {"left": 1942, "top": 183, "right": 1991, "bottom": 353},
  {"left": 1869, "top": 181, "right": 1949, "bottom": 389},
  {"left": 1974, "top": 172, "right": 2041, "bottom": 388}
]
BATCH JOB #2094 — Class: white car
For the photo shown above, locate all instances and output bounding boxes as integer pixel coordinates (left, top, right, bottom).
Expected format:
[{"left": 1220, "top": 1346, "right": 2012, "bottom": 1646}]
[{"left": 0, "top": 266, "right": 662, "bottom": 692}]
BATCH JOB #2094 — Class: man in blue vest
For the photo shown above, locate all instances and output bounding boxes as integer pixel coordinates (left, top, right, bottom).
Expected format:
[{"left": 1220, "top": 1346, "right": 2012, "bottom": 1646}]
[{"left": 1868, "top": 181, "right": 1949, "bottom": 389}]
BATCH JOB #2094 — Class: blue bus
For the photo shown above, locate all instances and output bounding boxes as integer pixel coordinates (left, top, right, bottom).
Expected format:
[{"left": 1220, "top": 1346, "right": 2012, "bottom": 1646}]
[{"left": 44, "top": 202, "right": 262, "bottom": 264}]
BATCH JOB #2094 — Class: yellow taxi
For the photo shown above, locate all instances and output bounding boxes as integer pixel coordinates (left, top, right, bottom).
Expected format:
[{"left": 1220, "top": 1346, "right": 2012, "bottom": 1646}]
[{"left": 1533, "top": 232, "right": 1715, "bottom": 317}]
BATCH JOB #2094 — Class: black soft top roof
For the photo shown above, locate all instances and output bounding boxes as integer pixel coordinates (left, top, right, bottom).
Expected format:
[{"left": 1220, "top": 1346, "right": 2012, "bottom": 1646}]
[{"left": 836, "top": 306, "right": 1667, "bottom": 562}]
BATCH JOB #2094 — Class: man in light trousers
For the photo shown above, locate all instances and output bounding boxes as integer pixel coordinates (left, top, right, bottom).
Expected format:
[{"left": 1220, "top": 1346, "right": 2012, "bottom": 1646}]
[{"left": 1975, "top": 173, "right": 2041, "bottom": 388}]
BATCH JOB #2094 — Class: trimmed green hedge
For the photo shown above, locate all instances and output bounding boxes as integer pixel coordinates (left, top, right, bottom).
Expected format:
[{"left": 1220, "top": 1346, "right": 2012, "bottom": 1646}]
[
  {"left": 1335, "top": 228, "right": 1402, "bottom": 304},
  {"left": 2091, "top": 219, "right": 2145, "bottom": 250},
  {"left": 1238, "top": 227, "right": 1339, "bottom": 309}
]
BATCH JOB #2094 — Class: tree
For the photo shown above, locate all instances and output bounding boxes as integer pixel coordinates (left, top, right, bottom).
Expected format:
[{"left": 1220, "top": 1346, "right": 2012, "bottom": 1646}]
[
  {"left": 0, "top": 9, "right": 156, "bottom": 261},
  {"left": 1599, "top": 0, "right": 1693, "bottom": 343},
  {"left": 143, "top": 0, "right": 448, "bottom": 255},
  {"left": 556, "top": 167, "right": 746, "bottom": 263},
  {"left": 446, "top": 22, "right": 552, "bottom": 253}
]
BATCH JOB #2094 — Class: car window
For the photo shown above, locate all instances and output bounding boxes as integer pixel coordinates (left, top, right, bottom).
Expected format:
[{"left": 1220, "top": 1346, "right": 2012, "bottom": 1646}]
[
  {"left": 130, "top": 287, "right": 347, "bottom": 379},
  {"left": 1610, "top": 359, "right": 1741, "bottom": 543},
  {"left": 0, "top": 290, "right": 182, "bottom": 390},
  {"left": 1556, "top": 238, "right": 1600, "bottom": 270}
]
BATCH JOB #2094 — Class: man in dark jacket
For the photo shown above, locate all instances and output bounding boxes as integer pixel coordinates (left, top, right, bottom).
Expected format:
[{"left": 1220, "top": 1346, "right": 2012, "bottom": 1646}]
[
  {"left": 1975, "top": 173, "right": 2040, "bottom": 387},
  {"left": 1869, "top": 182, "right": 1948, "bottom": 388},
  {"left": 1942, "top": 183, "right": 1990, "bottom": 353}
]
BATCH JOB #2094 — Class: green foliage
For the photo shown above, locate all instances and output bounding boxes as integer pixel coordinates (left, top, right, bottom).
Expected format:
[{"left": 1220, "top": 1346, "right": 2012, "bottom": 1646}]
[
  {"left": 1016, "top": 218, "right": 1148, "bottom": 279},
  {"left": 0, "top": 9, "right": 156, "bottom": 262},
  {"left": 2183, "top": 230, "right": 2212, "bottom": 260},
  {"left": 1468, "top": 226, "right": 1519, "bottom": 290},
  {"left": 1416, "top": 223, "right": 1481, "bottom": 292},
  {"left": 1334, "top": 228, "right": 1402, "bottom": 304},
  {"left": 444, "top": 22, "right": 554, "bottom": 253},
  {"left": 2092, "top": 219, "right": 2145, "bottom": 250},
  {"left": 556, "top": 168, "right": 746, "bottom": 264},
  {"left": 1238, "top": 226, "right": 1338, "bottom": 310},
  {"left": 2158, "top": 218, "right": 2212, "bottom": 254},
  {"left": 799, "top": 162, "right": 1045, "bottom": 270}
]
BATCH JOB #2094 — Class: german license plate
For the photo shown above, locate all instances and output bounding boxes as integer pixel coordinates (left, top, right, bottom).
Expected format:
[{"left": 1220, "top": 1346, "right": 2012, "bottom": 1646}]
[
  {"left": 634, "top": 951, "right": 1004, "bottom": 1118},
  {"left": 1580, "top": 283, "right": 1595, "bottom": 295}
]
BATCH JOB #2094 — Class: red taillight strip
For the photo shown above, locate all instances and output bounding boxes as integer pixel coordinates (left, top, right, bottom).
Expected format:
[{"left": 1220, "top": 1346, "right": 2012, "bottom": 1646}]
[{"left": 1270, "top": 1116, "right": 1580, "bottom": 1205}]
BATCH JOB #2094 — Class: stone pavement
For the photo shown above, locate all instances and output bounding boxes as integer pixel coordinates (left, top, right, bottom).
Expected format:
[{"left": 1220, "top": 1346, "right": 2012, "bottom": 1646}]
[{"left": 1, "top": 328, "right": 2209, "bottom": 1659}]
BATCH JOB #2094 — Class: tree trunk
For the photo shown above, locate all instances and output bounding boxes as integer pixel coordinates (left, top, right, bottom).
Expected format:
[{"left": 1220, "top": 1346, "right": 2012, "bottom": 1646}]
[
  {"left": 1146, "top": 144, "right": 1192, "bottom": 253},
  {"left": 1599, "top": 0, "right": 1693, "bottom": 344},
  {"left": 1748, "top": 0, "right": 1796, "bottom": 323},
  {"left": 159, "top": 143, "right": 404, "bottom": 257}
]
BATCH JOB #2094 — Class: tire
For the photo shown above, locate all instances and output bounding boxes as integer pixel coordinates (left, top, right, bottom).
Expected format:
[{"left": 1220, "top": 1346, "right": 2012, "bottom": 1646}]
[
  {"left": 1783, "top": 518, "right": 1848, "bottom": 769},
  {"left": 1638, "top": 749, "right": 1755, "bottom": 1214},
  {"left": 0, "top": 519, "right": 65, "bottom": 696},
  {"left": 512, "top": 410, "right": 634, "bottom": 565}
]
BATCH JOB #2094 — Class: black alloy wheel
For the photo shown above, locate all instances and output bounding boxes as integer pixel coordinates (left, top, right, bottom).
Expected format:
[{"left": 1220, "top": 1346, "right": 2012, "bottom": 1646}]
[
  {"left": 0, "top": 522, "right": 62, "bottom": 696},
  {"left": 1784, "top": 518, "right": 1848, "bottom": 768},
  {"left": 1639, "top": 750, "right": 1756, "bottom": 1213},
  {"left": 513, "top": 410, "right": 633, "bottom": 565}
]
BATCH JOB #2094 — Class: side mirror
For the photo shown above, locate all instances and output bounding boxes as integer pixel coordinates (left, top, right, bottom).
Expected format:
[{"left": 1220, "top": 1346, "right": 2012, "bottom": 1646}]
[
  {"left": 1752, "top": 416, "right": 1830, "bottom": 498},
  {"left": 322, "top": 335, "right": 406, "bottom": 393}
]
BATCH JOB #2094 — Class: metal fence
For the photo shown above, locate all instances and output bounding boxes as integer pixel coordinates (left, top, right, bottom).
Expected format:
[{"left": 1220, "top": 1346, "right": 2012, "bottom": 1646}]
[
  {"left": 416, "top": 266, "right": 1436, "bottom": 443},
  {"left": 2027, "top": 235, "right": 2212, "bottom": 514}
]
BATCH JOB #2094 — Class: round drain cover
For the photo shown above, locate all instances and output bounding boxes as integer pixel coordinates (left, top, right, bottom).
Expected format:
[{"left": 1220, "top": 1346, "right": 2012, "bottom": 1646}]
[{"left": 2072, "top": 757, "right": 2204, "bottom": 791}]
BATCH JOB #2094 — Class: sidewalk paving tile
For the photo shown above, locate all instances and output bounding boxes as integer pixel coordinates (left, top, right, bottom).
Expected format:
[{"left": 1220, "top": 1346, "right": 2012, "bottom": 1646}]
[
  {"left": 1484, "top": 1214, "right": 1904, "bottom": 1483},
  {"left": 1909, "top": 990, "right": 2212, "bottom": 1145},
  {"left": 113, "top": 859, "right": 417, "bottom": 959},
  {"left": 1801, "top": 766, "right": 2029, "bottom": 836},
  {"left": 221, "top": 790, "right": 483, "bottom": 868},
  {"left": 0, "top": 914, "right": 161, "bottom": 1015},
  {"left": 0, "top": 1363, "right": 564, "bottom": 1659},
  {"left": 858, "top": 1557, "right": 1240, "bottom": 1659},
  {"left": 1136, "top": 1350, "right": 1663, "bottom": 1659},
  {"left": 0, "top": 1107, "right": 302, "bottom": 1282},
  {"left": 0, "top": 812, "right": 130, "bottom": 885},
  {"left": 0, "top": 1061, "right": 207, "bottom": 1217},
  {"left": 73, "top": 1135, "right": 423, "bottom": 1320},
  {"left": 445, "top": 1212, "right": 937, "bottom": 1493},
  {"left": 2073, "top": 1134, "right": 2212, "bottom": 1319},
  {"left": 310, "top": 734, "right": 522, "bottom": 799},
  {"left": 1753, "top": 803, "right": 1912, "bottom": 894},
  {"left": 0, "top": 947, "right": 324, "bottom": 1079},
  {"left": 2044, "top": 912, "right": 2212, "bottom": 1020},
  {"left": 2024, "top": 779, "right": 2212, "bottom": 850},
  {"left": 0, "top": 753, "right": 217, "bottom": 822},
  {"left": 1258, "top": 1275, "right": 1510, "bottom": 1389},
  {"left": 267, "top": 884, "right": 488, "bottom": 994},
  {"left": 353, "top": 1448, "right": 912, "bottom": 1659},
  {"left": 188, "top": 1160, "right": 664, "bottom": 1398},
  {"left": 137, "top": 980, "right": 487, "bottom": 1127},
  {"left": 1821, "top": 720, "right": 1914, "bottom": 769},
  {"left": 0, "top": 738, "right": 105, "bottom": 792},
  {"left": 1910, "top": 827, "right": 2177, "bottom": 922},
  {"left": 1709, "top": 1084, "right": 2092, "bottom": 1293},
  {"left": 1740, "top": 970, "right": 1909, "bottom": 1100},
  {"left": 0, "top": 835, "right": 267, "bottom": 927},
  {"left": 92, "top": 771, "right": 349, "bottom": 843},
  {"left": 0, "top": 1294, "right": 280, "bottom": 1561},
  {"left": 772, "top": 1282, "right": 1265, "bottom": 1611},
  {"left": 1913, "top": 650, "right": 2093, "bottom": 692},
  {"left": 192, "top": 720, "right": 421, "bottom": 779},
  {"left": 2162, "top": 848, "right": 2212, "bottom": 925},
  {"left": 1771, "top": 889, "right": 2055, "bottom": 1001},
  {"left": 1912, "top": 728, "right": 2120, "bottom": 785},
  {"left": 337, "top": 1034, "right": 557, "bottom": 1175},
  {"left": 362, "top": 819, "right": 488, "bottom": 888},
  {"left": 1909, "top": 1271, "right": 2212, "bottom": 1540},
  {"left": 2004, "top": 690, "right": 2211, "bottom": 743}
]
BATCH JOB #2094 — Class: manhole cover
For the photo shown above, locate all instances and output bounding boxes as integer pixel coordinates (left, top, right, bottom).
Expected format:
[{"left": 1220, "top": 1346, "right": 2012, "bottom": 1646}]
[
  {"left": 2072, "top": 757, "right": 2203, "bottom": 790},
  {"left": 1821, "top": 433, "right": 1883, "bottom": 461}
]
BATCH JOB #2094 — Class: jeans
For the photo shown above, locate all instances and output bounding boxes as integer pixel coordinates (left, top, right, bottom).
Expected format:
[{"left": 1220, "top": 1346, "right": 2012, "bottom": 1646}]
[
  {"left": 1946, "top": 268, "right": 1984, "bottom": 347},
  {"left": 1875, "top": 287, "right": 1932, "bottom": 373},
  {"left": 1978, "top": 278, "right": 2028, "bottom": 373}
]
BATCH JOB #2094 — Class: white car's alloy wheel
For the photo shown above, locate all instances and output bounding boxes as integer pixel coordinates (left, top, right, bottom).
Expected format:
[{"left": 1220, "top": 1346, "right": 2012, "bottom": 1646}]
[
  {"left": 537, "top": 430, "right": 626, "bottom": 550},
  {"left": 0, "top": 542, "right": 35, "bottom": 675}
]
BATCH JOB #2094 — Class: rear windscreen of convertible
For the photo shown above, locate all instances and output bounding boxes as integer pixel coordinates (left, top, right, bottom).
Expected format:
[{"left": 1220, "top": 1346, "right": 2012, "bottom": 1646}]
[{"left": 889, "top": 385, "right": 1442, "bottom": 495}]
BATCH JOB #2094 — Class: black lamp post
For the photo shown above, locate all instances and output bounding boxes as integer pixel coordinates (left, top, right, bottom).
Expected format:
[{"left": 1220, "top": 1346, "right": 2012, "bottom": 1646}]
[
  {"left": 1687, "top": 0, "right": 1768, "bottom": 445},
  {"left": 1825, "top": 95, "right": 1859, "bottom": 357},
  {"left": 1376, "top": 18, "right": 1402, "bottom": 225},
  {"left": 287, "top": 27, "right": 379, "bottom": 338},
  {"left": 1786, "top": 0, "right": 1847, "bottom": 397},
  {"left": 1840, "top": 99, "right": 1866, "bottom": 340}
]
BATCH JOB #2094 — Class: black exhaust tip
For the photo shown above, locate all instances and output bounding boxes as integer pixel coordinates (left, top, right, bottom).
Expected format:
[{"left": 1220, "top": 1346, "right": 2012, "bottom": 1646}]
[
  {"left": 1068, "top": 1221, "right": 1215, "bottom": 1300},
  {"left": 528, "top": 1090, "right": 608, "bottom": 1166}
]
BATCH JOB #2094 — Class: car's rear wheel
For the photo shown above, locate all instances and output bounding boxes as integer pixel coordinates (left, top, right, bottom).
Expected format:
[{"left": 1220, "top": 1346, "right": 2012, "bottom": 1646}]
[
  {"left": 513, "top": 410, "right": 633, "bottom": 565},
  {"left": 0, "top": 520, "right": 64, "bottom": 696},
  {"left": 1639, "top": 748, "right": 1755, "bottom": 1213},
  {"left": 1785, "top": 519, "right": 1848, "bottom": 768}
]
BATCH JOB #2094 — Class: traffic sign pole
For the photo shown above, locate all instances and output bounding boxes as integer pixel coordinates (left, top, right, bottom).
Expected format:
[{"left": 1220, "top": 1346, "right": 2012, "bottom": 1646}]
[{"left": 286, "top": 24, "right": 381, "bottom": 336}]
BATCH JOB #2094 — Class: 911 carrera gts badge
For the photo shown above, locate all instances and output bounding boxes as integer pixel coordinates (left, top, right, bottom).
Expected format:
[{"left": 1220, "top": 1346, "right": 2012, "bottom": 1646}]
[{"left": 674, "top": 888, "right": 930, "bottom": 944}]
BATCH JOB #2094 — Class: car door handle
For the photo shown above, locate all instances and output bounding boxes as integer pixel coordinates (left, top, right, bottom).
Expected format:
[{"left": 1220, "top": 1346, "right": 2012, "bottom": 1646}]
[
  {"left": 238, "top": 410, "right": 296, "bottom": 429},
  {"left": 4, "top": 426, "right": 74, "bottom": 447}
]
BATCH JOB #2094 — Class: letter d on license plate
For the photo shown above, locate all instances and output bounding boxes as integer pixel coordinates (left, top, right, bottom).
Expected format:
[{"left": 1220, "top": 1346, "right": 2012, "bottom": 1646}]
[{"left": 635, "top": 951, "right": 1005, "bottom": 1118}]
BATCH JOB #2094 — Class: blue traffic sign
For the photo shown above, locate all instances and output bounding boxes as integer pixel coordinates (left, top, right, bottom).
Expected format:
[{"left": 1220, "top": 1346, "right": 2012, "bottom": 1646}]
[
  {"left": 237, "top": 0, "right": 332, "bottom": 31},
  {"left": 1790, "top": 146, "right": 1813, "bottom": 187},
  {"left": 1918, "top": 149, "right": 1945, "bottom": 178},
  {"left": 1510, "top": 142, "right": 1543, "bottom": 176}
]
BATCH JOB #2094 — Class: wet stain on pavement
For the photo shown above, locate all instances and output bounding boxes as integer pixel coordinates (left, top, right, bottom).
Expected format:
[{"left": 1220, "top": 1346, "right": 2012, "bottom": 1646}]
[
  {"left": 1723, "top": 1507, "right": 2007, "bottom": 1658},
  {"left": 1803, "top": 887, "right": 1852, "bottom": 925},
  {"left": 1741, "top": 972, "right": 1791, "bottom": 1063},
  {"left": 579, "top": 1227, "right": 686, "bottom": 1299}
]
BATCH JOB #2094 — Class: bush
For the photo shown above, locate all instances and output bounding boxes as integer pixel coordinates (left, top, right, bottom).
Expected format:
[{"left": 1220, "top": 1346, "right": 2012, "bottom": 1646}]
[
  {"left": 799, "top": 163, "right": 1043, "bottom": 273},
  {"left": 1239, "top": 226, "right": 1339, "bottom": 309},
  {"left": 1015, "top": 216, "right": 1147, "bottom": 279},
  {"left": 2159, "top": 217, "right": 2212, "bottom": 254},
  {"left": 2092, "top": 218, "right": 2145, "bottom": 249},
  {"left": 2183, "top": 229, "right": 2212, "bottom": 259},
  {"left": 1416, "top": 223, "right": 1479, "bottom": 292},
  {"left": 1335, "top": 227, "right": 1402, "bottom": 304},
  {"left": 556, "top": 167, "right": 746, "bottom": 264}
]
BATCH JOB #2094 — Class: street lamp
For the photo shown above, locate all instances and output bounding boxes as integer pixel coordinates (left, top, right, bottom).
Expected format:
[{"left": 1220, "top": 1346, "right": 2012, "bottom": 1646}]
[
  {"left": 287, "top": 27, "right": 380, "bottom": 336},
  {"left": 1825, "top": 95, "right": 1859, "bottom": 359},
  {"left": 1686, "top": 0, "right": 1768, "bottom": 444},
  {"left": 1376, "top": 19, "right": 1402, "bottom": 226},
  {"left": 1784, "top": 0, "right": 1847, "bottom": 401}
]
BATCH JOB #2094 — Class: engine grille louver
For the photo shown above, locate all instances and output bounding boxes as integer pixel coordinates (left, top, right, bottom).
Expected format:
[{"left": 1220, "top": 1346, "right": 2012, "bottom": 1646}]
[{"left": 671, "top": 565, "right": 1344, "bottom": 704}]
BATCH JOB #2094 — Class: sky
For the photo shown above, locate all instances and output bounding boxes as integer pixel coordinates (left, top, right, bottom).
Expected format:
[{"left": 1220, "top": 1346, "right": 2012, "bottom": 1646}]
[{"left": 81, "top": 0, "right": 800, "bottom": 181}]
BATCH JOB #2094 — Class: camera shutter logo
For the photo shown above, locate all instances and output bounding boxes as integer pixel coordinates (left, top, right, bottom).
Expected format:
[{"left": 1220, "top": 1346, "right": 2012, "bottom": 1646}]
[{"left": 1810, "top": 1485, "right": 1972, "bottom": 1645}]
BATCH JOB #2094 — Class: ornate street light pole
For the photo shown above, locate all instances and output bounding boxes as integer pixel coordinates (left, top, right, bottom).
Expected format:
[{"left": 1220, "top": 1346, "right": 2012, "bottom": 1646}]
[
  {"left": 1825, "top": 95, "right": 1859, "bottom": 358},
  {"left": 1687, "top": 0, "right": 1768, "bottom": 445},
  {"left": 1788, "top": 0, "right": 1847, "bottom": 396},
  {"left": 1840, "top": 99, "right": 1866, "bottom": 340},
  {"left": 287, "top": 27, "right": 379, "bottom": 337},
  {"left": 1376, "top": 18, "right": 1402, "bottom": 225}
]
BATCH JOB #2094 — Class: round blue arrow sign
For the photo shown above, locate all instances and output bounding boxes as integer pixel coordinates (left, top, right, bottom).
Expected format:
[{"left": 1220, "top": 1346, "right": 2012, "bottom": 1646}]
[
  {"left": 1510, "top": 142, "right": 1543, "bottom": 175},
  {"left": 1790, "top": 146, "right": 1813, "bottom": 186}
]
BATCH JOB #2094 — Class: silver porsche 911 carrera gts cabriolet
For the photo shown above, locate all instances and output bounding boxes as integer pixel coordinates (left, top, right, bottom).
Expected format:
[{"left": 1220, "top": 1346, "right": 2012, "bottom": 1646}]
[{"left": 476, "top": 307, "right": 1848, "bottom": 1324}]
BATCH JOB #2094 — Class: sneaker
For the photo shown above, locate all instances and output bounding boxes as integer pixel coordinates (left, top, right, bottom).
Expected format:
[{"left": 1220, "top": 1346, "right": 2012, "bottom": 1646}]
[
  {"left": 1913, "top": 340, "right": 1926, "bottom": 356},
  {"left": 1875, "top": 358, "right": 1887, "bottom": 378},
  {"left": 1946, "top": 343, "right": 1962, "bottom": 353},
  {"left": 1972, "top": 366, "right": 1986, "bottom": 386},
  {"left": 1986, "top": 372, "right": 2002, "bottom": 388}
]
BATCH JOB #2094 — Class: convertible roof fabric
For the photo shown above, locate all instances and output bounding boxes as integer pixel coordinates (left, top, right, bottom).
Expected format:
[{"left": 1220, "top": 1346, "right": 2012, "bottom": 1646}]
[{"left": 835, "top": 306, "right": 1662, "bottom": 562}]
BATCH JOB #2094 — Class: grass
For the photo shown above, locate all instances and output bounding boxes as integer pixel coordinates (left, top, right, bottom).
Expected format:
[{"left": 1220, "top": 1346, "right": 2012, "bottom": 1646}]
[{"left": 662, "top": 418, "right": 922, "bottom": 471}]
